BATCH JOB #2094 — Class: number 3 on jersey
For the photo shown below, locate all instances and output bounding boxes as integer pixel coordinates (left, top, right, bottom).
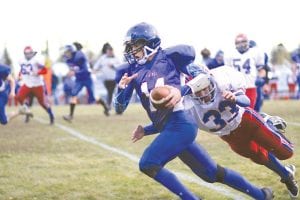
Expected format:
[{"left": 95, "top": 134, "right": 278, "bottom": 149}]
[{"left": 203, "top": 100, "right": 239, "bottom": 132}]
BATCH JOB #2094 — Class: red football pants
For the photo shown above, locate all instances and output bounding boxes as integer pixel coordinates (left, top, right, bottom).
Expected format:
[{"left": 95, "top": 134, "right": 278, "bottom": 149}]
[
  {"left": 17, "top": 85, "right": 49, "bottom": 109},
  {"left": 221, "top": 108, "right": 293, "bottom": 165}
]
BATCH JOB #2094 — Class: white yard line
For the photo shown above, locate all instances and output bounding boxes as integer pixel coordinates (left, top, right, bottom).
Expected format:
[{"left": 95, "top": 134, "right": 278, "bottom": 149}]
[
  {"left": 35, "top": 117, "right": 247, "bottom": 200},
  {"left": 288, "top": 121, "right": 300, "bottom": 127}
]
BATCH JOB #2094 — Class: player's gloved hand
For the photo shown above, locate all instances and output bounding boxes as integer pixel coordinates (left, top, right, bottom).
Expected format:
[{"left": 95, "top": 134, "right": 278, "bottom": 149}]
[
  {"left": 118, "top": 73, "right": 138, "bottom": 89},
  {"left": 132, "top": 125, "right": 145, "bottom": 143},
  {"left": 164, "top": 85, "right": 181, "bottom": 109},
  {"left": 222, "top": 91, "right": 236, "bottom": 102}
]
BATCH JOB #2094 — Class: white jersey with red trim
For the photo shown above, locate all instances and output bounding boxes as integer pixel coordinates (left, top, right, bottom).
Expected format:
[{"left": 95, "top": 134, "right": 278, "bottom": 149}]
[
  {"left": 184, "top": 66, "right": 246, "bottom": 136},
  {"left": 19, "top": 56, "right": 45, "bottom": 87},
  {"left": 224, "top": 47, "right": 265, "bottom": 88}
]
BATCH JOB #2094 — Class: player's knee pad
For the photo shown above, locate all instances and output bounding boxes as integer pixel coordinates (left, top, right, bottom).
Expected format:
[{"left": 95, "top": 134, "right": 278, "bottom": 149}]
[
  {"left": 200, "top": 166, "right": 219, "bottom": 183},
  {"left": 139, "top": 161, "right": 162, "bottom": 178},
  {"left": 250, "top": 153, "right": 269, "bottom": 165},
  {"left": 215, "top": 165, "right": 226, "bottom": 183}
]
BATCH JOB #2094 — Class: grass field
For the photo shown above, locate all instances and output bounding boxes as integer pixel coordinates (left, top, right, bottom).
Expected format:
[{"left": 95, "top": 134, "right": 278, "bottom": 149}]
[{"left": 0, "top": 100, "right": 299, "bottom": 200}]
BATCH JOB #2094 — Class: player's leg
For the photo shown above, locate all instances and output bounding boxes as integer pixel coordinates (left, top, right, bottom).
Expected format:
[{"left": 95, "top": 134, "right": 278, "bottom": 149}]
[
  {"left": 63, "top": 80, "right": 83, "bottom": 122},
  {"left": 178, "top": 142, "right": 273, "bottom": 200},
  {"left": 32, "top": 86, "right": 54, "bottom": 124},
  {"left": 245, "top": 87, "right": 257, "bottom": 109},
  {"left": 223, "top": 109, "right": 298, "bottom": 198},
  {"left": 244, "top": 108, "right": 298, "bottom": 197},
  {"left": 24, "top": 94, "right": 34, "bottom": 123},
  {"left": 0, "top": 93, "right": 8, "bottom": 125},
  {"left": 139, "top": 111, "right": 199, "bottom": 200},
  {"left": 89, "top": 79, "right": 109, "bottom": 116},
  {"left": 84, "top": 78, "right": 96, "bottom": 104},
  {"left": 254, "top": 86, "right": 263, "bottom": 112},
  {"left": 16, "top": 85, "right": 33, "bottom": 116},
  {"left": 244, "top": 108, "right": 293, "bottom": 160}
]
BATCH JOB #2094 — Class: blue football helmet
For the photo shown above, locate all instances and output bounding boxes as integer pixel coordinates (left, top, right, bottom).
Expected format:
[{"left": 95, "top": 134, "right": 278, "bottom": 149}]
[
  {"left": 124, "top": 22, "right": 161, "bottom": 65},
  {"left": 62, "top": 44, "right": 76, "bottom": 60}
]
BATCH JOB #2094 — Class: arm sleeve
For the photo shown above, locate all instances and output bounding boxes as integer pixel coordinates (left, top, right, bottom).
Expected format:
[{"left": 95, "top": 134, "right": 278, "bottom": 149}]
[
  {"left": 143, "top": 123, "right": 159, "bottom": 135},
  {"left": 38, "top": 67, "right": 47, "bottom": 75},
  {"left": 235, "top": 93, "right": 250, "bottom": 107},
  {"left": 114, "top": 83, "right": 135, "bottom": 114},
  {"left": 185, "top": 63, "right": 210, "bottom": 77}
]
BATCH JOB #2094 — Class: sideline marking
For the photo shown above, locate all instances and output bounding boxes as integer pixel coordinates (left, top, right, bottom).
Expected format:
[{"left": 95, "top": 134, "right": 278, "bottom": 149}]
[
  {"left": 35, "top": 117, "right": 246, "bottom": 200},
  {"left": 288, "top": 121, "right": 300, "bottom": 127}
]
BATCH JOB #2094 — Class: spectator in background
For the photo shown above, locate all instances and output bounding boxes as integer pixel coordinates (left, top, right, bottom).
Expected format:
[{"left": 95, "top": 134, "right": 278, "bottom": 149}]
[
  {"left": 51, "top": 73, "right": 59, "bottom": 105},
  {"left": 270, "top": 44, "right": 295, "bottom": 99},
  {"left": 200, "top": 48, "right": 212, "bottom": 66},
  {"left": 93, "top": 43, "right": 121, "bottom": 112},
  {"left": 206, "top": 50, "right": 224, "bottom": 69},
  {"left": 291, "top": 45, "right": 300, "bottom": 99}
]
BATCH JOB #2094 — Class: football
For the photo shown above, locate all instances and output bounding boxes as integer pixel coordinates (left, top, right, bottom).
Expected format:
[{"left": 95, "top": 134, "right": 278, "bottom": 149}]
[{"left": 150, "top": 86, "right": 171, "bottom": 109}]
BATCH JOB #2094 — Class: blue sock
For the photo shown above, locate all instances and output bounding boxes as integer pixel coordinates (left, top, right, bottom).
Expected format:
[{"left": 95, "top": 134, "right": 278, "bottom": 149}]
[
  {"left": 47, "top": 108, "right": 54, "bottom": 119},
  {"left": 265, "top": 153, "right": 289, "bottom": 179},
  {"left": 154, "top": 168, "right": 198, "bottom": 200},
  {"left": 223, "top": 168, "right": 265, "bottom": 200}
]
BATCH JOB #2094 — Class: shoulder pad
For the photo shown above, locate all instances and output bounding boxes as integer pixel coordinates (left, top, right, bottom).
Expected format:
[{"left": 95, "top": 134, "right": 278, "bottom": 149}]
[{"left": 165, "top": 45, "right": 195, "bottom": 67}]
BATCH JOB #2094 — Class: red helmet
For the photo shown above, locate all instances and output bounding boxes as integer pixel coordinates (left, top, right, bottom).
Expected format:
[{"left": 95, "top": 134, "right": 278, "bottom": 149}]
[{"left": 24, "top": 46, "right": 37, "bottom": 60}]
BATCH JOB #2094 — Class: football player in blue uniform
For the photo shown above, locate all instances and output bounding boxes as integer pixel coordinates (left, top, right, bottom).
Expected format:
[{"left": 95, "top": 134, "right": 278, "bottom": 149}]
[
  {"left": 62, "top": 44, "right": 109, "bottom": 122},
  {"left": 114, "top": 22, "right": 273, "bottom": 200},
  {"left": 0, "top": 64, "right": 30, "bottom": 125}
]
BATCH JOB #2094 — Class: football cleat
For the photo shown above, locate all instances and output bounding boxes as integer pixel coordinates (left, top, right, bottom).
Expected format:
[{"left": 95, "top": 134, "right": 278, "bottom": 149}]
[
  {"left": 24, "top": 113, "right": 33, "bottom": 123},
  {"left": 63, "top": 115, "right": 73, "bottom": 123},
  {"left": 281, "top": 165, "right": 299, "bottom": 199},
  {"left": 19, "top": 105, "right": 34, "bottom": 117},
  {"left": 260, "top": 112, "right": 287, "bottom": 133},
  {"left": 262, "top": 187, "right": 274, "bottom": 200},
  {"left": 104, "top": 109, "right": 110, "bottom": 117},
  {"left": 50, "top": 116, "right": 55, "bottom": 125}
]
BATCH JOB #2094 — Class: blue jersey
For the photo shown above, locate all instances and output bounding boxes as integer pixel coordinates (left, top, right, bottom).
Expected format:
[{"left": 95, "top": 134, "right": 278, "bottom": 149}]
[
  {"left": 115, "top": 45, "right": 195, "bottom": 130},
  {"left": 66, "top": 51, "right": 91, "bottom": 81},
  {"left": 0, "top": 65, "right": 10, "bottom": 93}
]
